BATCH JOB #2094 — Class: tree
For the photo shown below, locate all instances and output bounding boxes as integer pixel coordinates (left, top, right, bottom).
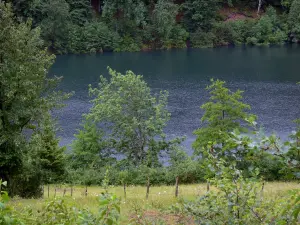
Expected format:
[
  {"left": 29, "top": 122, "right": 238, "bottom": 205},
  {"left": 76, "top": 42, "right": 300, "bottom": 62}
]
[
  {"left": 39, "top": 0, "right": 71, "bottom": 53},
  {"left": 85, "top": 67, "right": 173, "bottom": 166},
  {"left": 0, "top": 3, "right": 67, "bottom": 196},
  {"left": 102, "top": 0, "right": 147, "bottom": 33},
  {"left": 288, "top": 0, "right": 300, "bottom": 41},
  {"left": 70, "top": 121, "right": 112, "bottom": 170},
  {"left": 66, "top": 0, "right": 92, "bottom": 26},
  {"left": 29, "top": 114, "right": 66, "bottom": 184},
  {"left": 152, "top": 0, "right": 178, "bottom": 41},
  {"left": 183, "top": 0, "right": 219, "bottom": 32},
  {"left": 193, "top": 79, "right": 256, "bottom": 157},
  {"left": 247, "top": 7, "right": 287, "bottom": 45}
]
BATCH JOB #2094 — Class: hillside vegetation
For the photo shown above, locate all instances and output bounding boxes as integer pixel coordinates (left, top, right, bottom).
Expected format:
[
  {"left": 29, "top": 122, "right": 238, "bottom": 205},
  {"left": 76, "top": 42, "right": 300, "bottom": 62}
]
[{"left": 4, "top": 0, "right": 300, "bottom": 53}]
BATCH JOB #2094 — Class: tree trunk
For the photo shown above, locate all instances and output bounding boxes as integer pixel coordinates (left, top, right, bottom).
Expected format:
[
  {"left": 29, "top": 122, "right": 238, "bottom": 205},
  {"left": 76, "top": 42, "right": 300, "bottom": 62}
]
[
  {"left": 48, "top": 184, "right": 50, "bottom": 198},
  {"left": 175, "top": 176, "right": 179, "bottom": 197},
  {"left": 146, "top": 177, "right": 150, "bottom": 199},
  {"left": 63, "top": 188, "right": 66, "bottom": 197},
  {"left": 71, "top": 185, "right": 73, "bottom": 197},
  {"left": 257, "top": 0, "right": 262, "bottom": 15},
  {"left": 54, "top": 187, "right": 56, "bottom": 198}
]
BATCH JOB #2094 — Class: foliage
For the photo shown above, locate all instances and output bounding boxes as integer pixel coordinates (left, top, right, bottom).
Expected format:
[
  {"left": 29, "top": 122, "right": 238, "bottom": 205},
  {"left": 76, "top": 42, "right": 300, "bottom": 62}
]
[
  {"left": 66, "top": 0, "right": 92, "bottom": 26},
  {"left": 193, "top": 79, "right": 256, "bottom": 157},
  {"left": 70, "top": 121, "right": 111, "bottom": 171},
  {"left": 288, "top": 0, "right": 300, "bottom": 41},
  {"left": 98, "top": 193, "right": 120, "bottom": 225},
  {"left": 170, "top": 153, "right": 300, "bottom": 224},
  {"left": 39, "top": 0, "right": 71, "bottom": 53},
  {"left": 0, "top": 2, "right": 68, "bottom": 197},
  {"left": 152, "top": 0, "right": 178, "bottom": 41},
  {"left": 247, "top": 7, "right": 287, "bottom": 45},
  {"left": 114, "top": 35, "right": 141, "bottom": 52},
  {"left": 0, "top": 180, "right": 23, "bottom": 225},
  {"left": 84, "top": 68, "right": 178, "bottom": 166},
  {"left": 168, "top": 147, "right": 204, "bottom": 183},
  {"left": 29, "top": 114, "right": 66, "bottom": 184},
  {"left": 102, "top": 0, "right": 147, "bottom": 31},
  {"left": 183, "top": 0, "right": 219, "bottom": 32},
  {"left": 190, "top": 30, "right": 215, "bottom": 48},
  {"left": 36, "top": 193, "right": 120, "bottom": 224}
]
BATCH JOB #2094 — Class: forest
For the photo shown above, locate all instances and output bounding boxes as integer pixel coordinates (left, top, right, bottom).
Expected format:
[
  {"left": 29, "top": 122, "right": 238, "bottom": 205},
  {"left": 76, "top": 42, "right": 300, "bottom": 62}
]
[
  {"left": 3, "top": 0, "right": 300, "bottom": 54},
  {"left": 1, "top": 0, "right": 300, "bottom": 224}
]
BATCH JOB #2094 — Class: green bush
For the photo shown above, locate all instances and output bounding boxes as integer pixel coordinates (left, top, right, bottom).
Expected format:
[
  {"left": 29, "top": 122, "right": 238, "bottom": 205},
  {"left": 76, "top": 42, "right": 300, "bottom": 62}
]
[
  {"left": 190, "top": 29, "right": 215, "bottom": 48},
  {"left": 247, "top": 7, "right": 287, "bottom": 45},
  {"left": 67, "top": 22, "right": 120, "bottom": 53},
  {"left": 114, "top": 35, "right": 141, "bottom": 52}
]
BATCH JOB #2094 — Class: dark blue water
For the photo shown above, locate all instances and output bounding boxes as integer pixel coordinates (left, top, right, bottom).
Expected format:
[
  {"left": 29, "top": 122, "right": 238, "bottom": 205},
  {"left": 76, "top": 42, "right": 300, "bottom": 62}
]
[{"left": 50, "top": 46, "right": 300, "bottom": 153}]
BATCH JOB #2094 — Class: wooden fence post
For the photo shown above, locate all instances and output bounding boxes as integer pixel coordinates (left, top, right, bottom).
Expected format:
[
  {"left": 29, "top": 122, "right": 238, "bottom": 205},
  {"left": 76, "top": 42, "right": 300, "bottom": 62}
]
[
  {"left": 146, "top": 177, "right": 150, "bottom": 199},
  {"left": 175, "top": 176, "right": 179, "bottom": 198},
  {"left": 85, "top": 185, "right": 88, "bottom": 196},
  {"left": 47, "top": 184, "right": 50, "bottom": 198},
  {"left": 123, "top": 183, "right": 126, "bottom": 200},
  {"left": 71, "top": 185, "right": 73, "bottom": 197},
  {"left": 207, "top": 181, "right": 210, "bottom": 192}
]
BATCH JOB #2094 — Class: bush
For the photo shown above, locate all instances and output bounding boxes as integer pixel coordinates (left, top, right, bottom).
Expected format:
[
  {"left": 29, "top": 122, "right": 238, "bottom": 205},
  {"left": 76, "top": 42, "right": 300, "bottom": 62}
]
[
  {"left": 162, "top": 25, "right": 189, "bottom": 49},
  {"left": 247, "top": 7, "right": 287, "bottom": 45},
  {"left": 212, "top": 20, "right": 251, "bottom": 46},
  {"left": 190, "top": 29, "right": 215, "bottom": 48},
  {"left": 114, "top": 35, "right": 141, "bottom": 52},
  {"left": 67, "top": 22, "right": 120, "bottom": 53}
]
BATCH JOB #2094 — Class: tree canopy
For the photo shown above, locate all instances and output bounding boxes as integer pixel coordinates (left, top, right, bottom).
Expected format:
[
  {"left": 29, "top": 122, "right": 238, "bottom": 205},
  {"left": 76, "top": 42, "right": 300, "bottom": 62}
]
[{"left": 0, "top": 2, "right": 68, "bottom": 196}]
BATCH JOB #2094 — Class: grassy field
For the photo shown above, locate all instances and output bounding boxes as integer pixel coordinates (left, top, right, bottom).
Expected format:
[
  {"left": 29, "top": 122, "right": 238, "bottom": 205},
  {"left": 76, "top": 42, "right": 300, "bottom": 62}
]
[{"left": 9, "top": 182, "right": 300, "bottom": 224}]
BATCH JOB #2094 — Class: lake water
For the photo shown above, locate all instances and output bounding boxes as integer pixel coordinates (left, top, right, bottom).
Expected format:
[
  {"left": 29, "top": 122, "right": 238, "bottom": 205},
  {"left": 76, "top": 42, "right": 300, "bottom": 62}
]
[{"left": 50, "top": 46, "right": 300, "bottom": 153}]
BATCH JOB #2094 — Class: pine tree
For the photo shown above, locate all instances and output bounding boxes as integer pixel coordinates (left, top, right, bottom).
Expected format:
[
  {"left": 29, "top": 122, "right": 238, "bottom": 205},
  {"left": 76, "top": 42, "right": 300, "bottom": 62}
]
[{"left": 193, "top": 79, "right": 256, "bottom": 157}]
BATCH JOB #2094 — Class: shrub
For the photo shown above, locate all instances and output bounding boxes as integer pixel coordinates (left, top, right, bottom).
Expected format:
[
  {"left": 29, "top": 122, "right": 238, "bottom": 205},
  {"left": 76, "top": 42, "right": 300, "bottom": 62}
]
[
  {"left": 190, "top": 29, "right": 215, "bottom": 48},
  {"left": 247, "top": 7, "right": 287, "bottom": 45}
]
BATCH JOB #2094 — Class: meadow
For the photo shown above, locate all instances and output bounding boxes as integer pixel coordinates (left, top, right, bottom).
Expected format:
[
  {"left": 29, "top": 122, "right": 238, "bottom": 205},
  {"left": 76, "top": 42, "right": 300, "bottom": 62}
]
[{"left": 9, "top": 182, "right": 300, "bottom": 224}]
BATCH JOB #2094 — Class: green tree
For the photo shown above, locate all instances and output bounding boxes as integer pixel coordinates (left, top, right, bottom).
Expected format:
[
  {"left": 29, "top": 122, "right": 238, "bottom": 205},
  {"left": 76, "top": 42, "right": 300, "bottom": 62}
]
[
  {"left": 39, "top": 0, "right": 71, "bottom": 53},
  {"left": 152, "top": 0, "right": 178, "bottom": 41},
  {"left": 70, "top": 121, "right": 112, "bottom": 170},
  {"left": 288, "top": 0, "right": 300, "bottom": 40},
  {"left": 102, "top": 0, "right": 147, "bottom": 33},
  {"left": 183, "top": 0, "right": 219, "bottom": 32},
  {"left": 0, "top": 3, "right": 67, "bottom": 196},
  {"left": 85, "top": 67, "right": 173, "bottom": 166},
  {"left": 247, "top": 7, "right": 287, "bottom": 45},
  {"left": 193, "top": 79, "right": 256, "bottom": 157},
  {"left": 66, "top": 0, "right": 92, "bottom": 26},
  {"left": 29, "top": 114, "right": 66, "bottom": 184}
]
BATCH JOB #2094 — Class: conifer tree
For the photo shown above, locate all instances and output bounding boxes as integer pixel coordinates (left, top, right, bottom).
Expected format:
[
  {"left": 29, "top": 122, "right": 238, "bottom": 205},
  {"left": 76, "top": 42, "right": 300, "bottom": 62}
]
[{"left": 193, "top": 79, "right": 256, "bottom": 157}]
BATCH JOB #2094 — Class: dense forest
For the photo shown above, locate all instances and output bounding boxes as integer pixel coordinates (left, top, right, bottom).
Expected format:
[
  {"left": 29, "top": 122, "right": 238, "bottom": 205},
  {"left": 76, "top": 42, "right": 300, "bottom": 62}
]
[
  {"left": 1, "top": 1, "right": 300, "bottom": 224},
  {"left": 4, "top": 0, "right": 300, "bottom": 53}
]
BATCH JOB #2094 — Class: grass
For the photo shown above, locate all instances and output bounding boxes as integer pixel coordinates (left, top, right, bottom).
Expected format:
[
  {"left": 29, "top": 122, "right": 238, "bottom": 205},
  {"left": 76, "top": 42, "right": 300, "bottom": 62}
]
[{"left": 9, "top": 182, "right": 300, "bottom": 224}]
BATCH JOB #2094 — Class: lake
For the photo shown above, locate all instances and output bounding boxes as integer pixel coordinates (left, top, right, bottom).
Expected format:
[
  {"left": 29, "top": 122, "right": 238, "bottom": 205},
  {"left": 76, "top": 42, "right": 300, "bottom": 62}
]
[{"left": 50, "top": 46, "right": 300, "bottom": 153}]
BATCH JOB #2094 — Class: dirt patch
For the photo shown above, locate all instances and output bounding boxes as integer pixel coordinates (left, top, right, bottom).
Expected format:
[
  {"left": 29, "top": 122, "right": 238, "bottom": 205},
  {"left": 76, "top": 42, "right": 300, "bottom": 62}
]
[{"left": 219, "top": 6, "right": 260, "bottom": 22}]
